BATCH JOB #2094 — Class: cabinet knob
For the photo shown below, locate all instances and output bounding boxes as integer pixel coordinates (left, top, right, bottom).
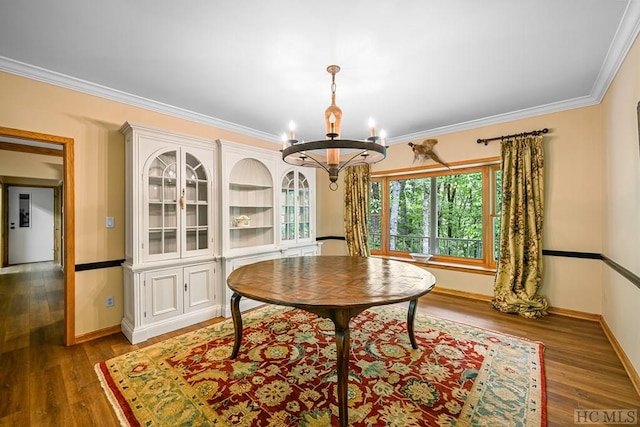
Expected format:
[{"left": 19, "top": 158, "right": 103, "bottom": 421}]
[{"left": 184, "top": 283, "right": 188, "bottom": 292}]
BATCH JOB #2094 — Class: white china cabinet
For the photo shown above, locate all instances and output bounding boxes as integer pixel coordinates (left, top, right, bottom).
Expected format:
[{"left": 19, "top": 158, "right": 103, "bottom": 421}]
[
  {"left": 119, "top": 126, "right": 322, "bottom": 336},
  {"left": 120, "top": 122, "right": 220, "bottom": 344}
]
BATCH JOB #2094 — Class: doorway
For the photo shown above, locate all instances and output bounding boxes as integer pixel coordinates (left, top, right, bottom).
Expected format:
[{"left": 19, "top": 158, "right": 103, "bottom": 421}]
[
  {"left": 0, "top": 126, "right": 75, "bottom": 345},
  {"left": 7, "top": 186, "right": 55, "bottom": 264}
]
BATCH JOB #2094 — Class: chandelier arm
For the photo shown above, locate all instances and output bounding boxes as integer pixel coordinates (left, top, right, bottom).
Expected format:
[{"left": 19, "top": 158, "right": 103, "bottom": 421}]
[
  {"left": 337, "top": 150, "right": 375, "bottom": 172},
  {"left": 290, "top": 152, "right": 330, "bottom": 174}
]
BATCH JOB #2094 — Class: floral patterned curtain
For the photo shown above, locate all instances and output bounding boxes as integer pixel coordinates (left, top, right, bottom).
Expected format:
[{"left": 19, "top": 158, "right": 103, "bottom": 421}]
[
  {"left": 492, "top": 135, "right": 549, "bottom": 318},
  {"left": 344, "top": 165, "right": 370, "bottom": 256}
]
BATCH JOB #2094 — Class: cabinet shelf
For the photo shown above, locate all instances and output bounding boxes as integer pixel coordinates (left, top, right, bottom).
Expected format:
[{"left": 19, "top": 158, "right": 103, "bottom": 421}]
[
  {"left": 230, "top": 182, "right": 272, "bottom": 189},
  {"left": 148, "top": 175, "right": 177, "bottom": 182}
]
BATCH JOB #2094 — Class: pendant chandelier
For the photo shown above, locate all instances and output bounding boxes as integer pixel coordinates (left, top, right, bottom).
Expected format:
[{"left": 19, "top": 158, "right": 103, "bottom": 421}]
[{"left": 281, "top": 65, "right": 387, "bottom": 191}]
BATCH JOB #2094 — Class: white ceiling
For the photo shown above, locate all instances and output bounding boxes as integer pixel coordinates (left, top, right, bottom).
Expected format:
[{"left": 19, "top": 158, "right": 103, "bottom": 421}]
[{"left": 1, "top": 1, "right": 639, "bottom": 145}]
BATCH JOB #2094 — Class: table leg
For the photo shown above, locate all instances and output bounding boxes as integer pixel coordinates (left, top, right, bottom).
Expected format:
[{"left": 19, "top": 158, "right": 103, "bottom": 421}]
[
  {"left": 407, "top": 298, "right": 419, "bottom": 349},
  {"left": 230, "top": 292, "right": 243, "bottom": 359},
  {"left": 332, "top": 311, "right": 350, "bottom": 427}
]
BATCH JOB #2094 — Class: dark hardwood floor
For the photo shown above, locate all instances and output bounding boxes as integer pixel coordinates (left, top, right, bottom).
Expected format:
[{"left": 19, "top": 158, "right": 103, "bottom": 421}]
[{"left": 1, "top": 262, "right": 638, "bottom": 426}]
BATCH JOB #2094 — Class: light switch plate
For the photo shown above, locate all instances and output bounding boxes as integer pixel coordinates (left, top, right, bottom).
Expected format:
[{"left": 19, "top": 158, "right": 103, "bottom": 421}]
[{"left": 106, "top": 216, "right": 115, "bottom": 228}]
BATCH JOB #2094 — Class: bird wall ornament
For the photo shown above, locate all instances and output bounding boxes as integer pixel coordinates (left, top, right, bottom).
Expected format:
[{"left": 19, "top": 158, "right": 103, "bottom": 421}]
[{"left": 408, "top": 139, "right": 450, "bottom": 169}]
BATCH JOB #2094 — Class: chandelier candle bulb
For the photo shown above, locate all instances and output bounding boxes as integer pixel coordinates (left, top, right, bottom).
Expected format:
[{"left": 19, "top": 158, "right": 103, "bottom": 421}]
[
  {"left": 329, "top": 113, "right": 336, "bottom": 135},
  {"left": 289, "top": 121, "right": 296, "bottom": 140},
  {"left": 368, "top": 117, "right": 376, "bottom": 137}
]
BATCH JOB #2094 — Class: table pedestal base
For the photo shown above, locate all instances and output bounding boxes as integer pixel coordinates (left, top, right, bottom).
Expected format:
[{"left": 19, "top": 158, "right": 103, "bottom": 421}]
[{"left": 229, "top": 294, "right": 421, "bottom": 427}]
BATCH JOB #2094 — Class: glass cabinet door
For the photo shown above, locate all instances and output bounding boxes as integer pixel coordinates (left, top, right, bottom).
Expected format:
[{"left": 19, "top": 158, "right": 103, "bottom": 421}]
[
  {"left": 280, "top": 169, "right": 311, "bottom": 243},
  {"left": 281, "top": 171, "right": 295, "bottom": 242},
  {"left": 184, "top": 152, "right": 209, "bottom": 253},
  {"left": 297, "top": 172, "right": 310, "bottom": 240},
  {"left": 147, "top": 151, "right": 178, "bottom": 257}
]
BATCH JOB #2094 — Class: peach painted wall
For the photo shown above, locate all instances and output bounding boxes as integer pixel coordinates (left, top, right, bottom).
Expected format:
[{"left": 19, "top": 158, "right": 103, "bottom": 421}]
[
  {"left": 318, "top": 104, "right": 605, "bottom": 314},
  {"left": 0, "top": 150, "right": 63, "bottom": 180},
  {"left": 0, "top": 71, "right": 277, "bottom": 336},
  {"left": 601, "top": 31, "right": 640, "bottom": 376},
  {"left": 316, "top": 177, "right": 349, "bottom": 255}
]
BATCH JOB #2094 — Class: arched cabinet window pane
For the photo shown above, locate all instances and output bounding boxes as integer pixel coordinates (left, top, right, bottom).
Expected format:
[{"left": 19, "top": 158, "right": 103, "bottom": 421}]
[
  {"left": 297, "top": 173, "right": 310, "bottom": 239},
  {"left": 280, "top": 169, "right": 313, "bottom": 245},
  {"left": 281, "top": 171, "right": 295, "bottom": 241},
  {"left": 144, "top": 148, "right": 213, "bottom": 261},
  {"left": 147, "top": 150, "right": 178, "bottom": 256},
  {"left": 185, "top": 152, "right": 209, "bottom": 252}
]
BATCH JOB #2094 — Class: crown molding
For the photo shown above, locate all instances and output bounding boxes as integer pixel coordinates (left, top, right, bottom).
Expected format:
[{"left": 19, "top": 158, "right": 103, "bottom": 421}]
[
  {"left": 590, "top": 0, "right": 640, "bottom": 103},
  {"left": 0, "top": 56, "right": 281, "bottom": 143},
  {"left": 387, "top": 95, "right": 598, "bottom": 144}
]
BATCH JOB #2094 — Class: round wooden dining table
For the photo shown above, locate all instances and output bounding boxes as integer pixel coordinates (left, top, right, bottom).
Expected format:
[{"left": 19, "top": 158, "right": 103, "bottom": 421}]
[{"left": 227, "top": 255, "right": 436, "bottom": 427}]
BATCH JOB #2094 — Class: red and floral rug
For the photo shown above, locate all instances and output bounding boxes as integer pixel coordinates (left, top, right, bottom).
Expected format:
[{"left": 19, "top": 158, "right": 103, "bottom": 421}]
[{"left": 96, "top": 305, "right": 546, "bottom": 426}]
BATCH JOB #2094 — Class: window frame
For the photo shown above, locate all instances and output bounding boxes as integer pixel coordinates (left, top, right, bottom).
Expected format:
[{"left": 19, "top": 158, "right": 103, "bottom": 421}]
[{"left": 370, "top": 157, "right": 501, "bottom": 273}]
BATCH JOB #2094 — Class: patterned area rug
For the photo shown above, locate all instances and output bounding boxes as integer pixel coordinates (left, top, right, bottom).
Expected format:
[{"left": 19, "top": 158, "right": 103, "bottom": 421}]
[{"left": 96, "top": 305, "right": 546, "bottom": 426}]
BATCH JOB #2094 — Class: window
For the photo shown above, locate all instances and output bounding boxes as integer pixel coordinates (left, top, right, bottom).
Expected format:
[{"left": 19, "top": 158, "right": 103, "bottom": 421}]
[
  {"left": 369, "top": 160, "right": 501, "bottom": 271},
  {"left": 19, "top": 193, "right": 31, "bottom": 228}
]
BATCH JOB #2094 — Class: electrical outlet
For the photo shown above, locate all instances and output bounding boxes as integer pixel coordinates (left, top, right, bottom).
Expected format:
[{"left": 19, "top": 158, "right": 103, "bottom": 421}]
[
  {"left": 106, "top": 296, "right": 114, "bottom": 307},
  {"left": 105, "top": 216, "right": 115, "bottom": 228}
]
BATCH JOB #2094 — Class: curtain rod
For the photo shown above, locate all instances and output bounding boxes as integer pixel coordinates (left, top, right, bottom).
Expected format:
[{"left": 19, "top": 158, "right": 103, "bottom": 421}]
[{"left": 476, "top": 128, "right": 549, "bottom": 145}]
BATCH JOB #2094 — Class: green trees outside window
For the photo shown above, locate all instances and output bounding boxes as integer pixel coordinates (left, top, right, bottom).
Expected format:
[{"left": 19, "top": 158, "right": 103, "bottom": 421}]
[{"left": 369, "top": 162, "right": 501, "bottom": 270}]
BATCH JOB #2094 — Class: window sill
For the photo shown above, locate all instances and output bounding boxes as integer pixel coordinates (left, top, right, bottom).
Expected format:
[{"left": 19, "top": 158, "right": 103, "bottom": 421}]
[{"left": 371, "top": 255, "right": 497, "bottom": 276}]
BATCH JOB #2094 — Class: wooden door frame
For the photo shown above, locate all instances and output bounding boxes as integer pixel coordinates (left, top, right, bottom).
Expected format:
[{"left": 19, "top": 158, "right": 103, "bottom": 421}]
[{"left": 0, "top": 126, "right": 75, "bottom": 346}]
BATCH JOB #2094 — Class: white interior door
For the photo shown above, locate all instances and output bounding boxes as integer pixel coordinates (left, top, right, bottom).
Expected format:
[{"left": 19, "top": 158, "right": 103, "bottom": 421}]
[{"left": 8, "top": 186, "right": 55, "bottom": 264}]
